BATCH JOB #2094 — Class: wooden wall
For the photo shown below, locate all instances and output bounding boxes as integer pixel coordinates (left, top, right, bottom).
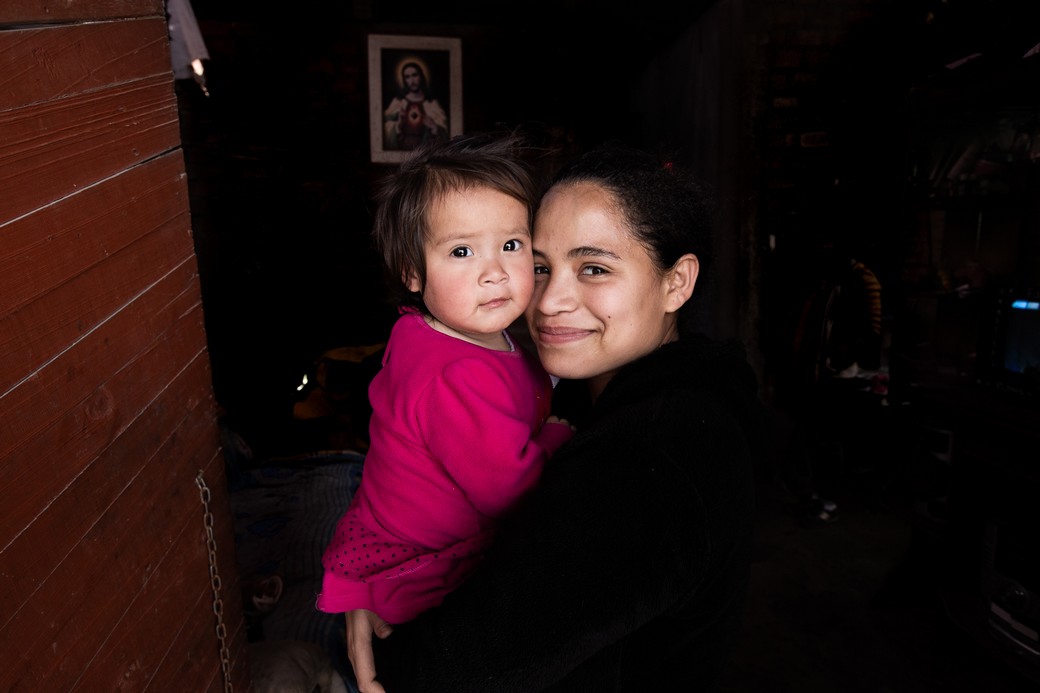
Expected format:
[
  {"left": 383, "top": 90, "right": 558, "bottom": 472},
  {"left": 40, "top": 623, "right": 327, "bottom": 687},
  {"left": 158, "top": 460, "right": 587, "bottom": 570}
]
[{"left": 0, "top": 2, "right": 251, "bottom": 690}]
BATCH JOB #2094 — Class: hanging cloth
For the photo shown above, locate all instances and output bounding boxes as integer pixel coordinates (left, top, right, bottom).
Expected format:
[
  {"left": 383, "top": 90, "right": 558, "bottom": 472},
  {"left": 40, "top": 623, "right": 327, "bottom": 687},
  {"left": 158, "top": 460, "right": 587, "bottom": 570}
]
[{"left": 166, "top": 0, "right": 210, "bottom": 81}]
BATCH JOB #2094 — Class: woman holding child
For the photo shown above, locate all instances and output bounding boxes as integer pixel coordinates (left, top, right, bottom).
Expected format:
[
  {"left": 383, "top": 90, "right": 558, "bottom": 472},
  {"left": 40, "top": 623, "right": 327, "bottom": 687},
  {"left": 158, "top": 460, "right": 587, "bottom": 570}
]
[{"left": 343, "top": 135, "right": 765, "bottom": 692}]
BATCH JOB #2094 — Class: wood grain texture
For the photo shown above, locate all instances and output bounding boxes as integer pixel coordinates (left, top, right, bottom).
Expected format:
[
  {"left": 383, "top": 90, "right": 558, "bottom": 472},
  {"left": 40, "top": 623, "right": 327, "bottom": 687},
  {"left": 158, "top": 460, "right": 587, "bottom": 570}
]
[
  {"left": 0, "top": 0, "right": 162, "bottom": 26},
  {"left": 0, "top": 395, "right": 217, "bottom": 690},
  {"left": 0, "top": 259, "right": 202, "bottom": 464},
  {"left": 142, "top": 453, "right": 252, "bottom": 693},
  {"left": 0, "top": 9, "right": 249, "bottom": 691},
  {"left": 0, "top": 75, "right": 181, "bottom": 223},
  {"left": 0, "top": 18, "right": 171, "bottom": 109},
  {"left": 0, "top": 353, "right": 213, "bottom": 607},
  {"left": 0, "top": 154, "right": 193, "bottom": 390}
]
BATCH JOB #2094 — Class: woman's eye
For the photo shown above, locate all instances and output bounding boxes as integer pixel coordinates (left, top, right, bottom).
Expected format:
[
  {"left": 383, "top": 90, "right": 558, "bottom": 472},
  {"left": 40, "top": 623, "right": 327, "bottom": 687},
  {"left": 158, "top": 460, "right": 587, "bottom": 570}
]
[
  {"left": 450, "top": 247, "right": 473, "bottom": 257},
  {"left": 533, "top": 264, "right": 549, "bottom": 276},
  {"left": 580, "top": 265, "right": 607, "bottom": 276},
  {"left": 503, "top": 239, "right": 522, "bottom": 252}
]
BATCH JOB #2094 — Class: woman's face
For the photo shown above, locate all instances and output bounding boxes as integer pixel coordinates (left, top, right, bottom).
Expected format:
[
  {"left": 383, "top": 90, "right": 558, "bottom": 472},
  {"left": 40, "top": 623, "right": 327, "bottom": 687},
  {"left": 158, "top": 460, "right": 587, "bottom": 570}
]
[{"left": 526, "top": 182, "right": 691, "bottom": 398}]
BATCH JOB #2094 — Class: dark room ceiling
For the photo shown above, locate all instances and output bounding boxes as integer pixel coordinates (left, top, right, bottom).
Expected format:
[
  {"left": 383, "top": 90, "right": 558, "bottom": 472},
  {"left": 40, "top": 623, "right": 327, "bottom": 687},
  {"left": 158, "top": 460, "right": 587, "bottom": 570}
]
[{"left": 189, "top": 0, "right": 723, "bottom": 85}]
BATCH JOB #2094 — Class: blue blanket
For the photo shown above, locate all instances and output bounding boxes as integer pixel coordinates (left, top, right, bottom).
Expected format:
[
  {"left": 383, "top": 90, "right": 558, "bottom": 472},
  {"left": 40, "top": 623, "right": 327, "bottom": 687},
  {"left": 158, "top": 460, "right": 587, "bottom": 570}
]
[{"left": 229, "top": 452, "right": 365, "bottom": 681}]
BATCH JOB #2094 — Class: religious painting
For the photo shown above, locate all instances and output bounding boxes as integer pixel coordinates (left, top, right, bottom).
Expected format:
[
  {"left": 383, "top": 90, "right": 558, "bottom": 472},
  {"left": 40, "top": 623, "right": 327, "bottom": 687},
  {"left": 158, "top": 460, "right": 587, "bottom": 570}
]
[{"left": 368, "top": 34, "right": 462, "bottom": 163}]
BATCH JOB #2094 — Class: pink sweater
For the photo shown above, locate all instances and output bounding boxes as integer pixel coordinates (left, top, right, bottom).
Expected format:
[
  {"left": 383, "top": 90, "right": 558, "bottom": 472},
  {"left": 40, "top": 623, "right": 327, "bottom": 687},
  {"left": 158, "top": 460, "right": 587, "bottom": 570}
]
[{"left": 317, "top": 310, "right": 573, "bottom": 623}]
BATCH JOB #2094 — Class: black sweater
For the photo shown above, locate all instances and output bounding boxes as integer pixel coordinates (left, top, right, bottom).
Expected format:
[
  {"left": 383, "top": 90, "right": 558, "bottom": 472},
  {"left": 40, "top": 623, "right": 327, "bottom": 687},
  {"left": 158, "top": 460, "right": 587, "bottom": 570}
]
[{"left": 375, "top": 335, "right": 765, "bottom": 692}]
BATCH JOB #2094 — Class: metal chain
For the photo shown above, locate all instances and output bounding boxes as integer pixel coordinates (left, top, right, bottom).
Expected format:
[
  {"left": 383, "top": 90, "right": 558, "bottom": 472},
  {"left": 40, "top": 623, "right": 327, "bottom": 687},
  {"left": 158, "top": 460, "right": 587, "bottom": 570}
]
[{"left": 196, "top": 470, "right": 234, "bottom": 693}]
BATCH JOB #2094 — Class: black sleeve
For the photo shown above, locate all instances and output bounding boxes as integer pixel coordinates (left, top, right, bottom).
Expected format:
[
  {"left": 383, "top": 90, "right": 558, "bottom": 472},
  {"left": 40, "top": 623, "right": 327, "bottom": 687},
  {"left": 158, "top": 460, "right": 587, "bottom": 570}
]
[{"left": 374, "top": 393, "right": 747, "bottom": 693}]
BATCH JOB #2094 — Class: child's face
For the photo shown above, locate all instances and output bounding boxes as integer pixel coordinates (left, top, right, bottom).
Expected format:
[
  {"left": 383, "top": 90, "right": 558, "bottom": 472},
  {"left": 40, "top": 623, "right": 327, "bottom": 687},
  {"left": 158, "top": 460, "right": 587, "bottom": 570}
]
[{"left": 407, "top": 187, "right": 534, "bottom": 348}]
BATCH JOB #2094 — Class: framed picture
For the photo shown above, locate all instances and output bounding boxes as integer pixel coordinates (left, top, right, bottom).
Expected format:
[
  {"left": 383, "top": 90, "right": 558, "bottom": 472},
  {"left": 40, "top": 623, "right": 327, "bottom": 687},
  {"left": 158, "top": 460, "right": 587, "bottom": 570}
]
[{"left": 368, "top": 34, "right": 462, "bottom": 163}]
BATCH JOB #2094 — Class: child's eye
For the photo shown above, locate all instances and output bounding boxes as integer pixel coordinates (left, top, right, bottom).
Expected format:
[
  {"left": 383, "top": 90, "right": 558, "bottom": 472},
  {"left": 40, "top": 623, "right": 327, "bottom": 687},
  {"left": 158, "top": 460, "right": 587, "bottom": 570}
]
[
  {"left": 503, "top": 239, "right": 523, "bottom": 252},
  {"left": 450, "top": 246, "right": 473, "bottom": 257},
  {"left": 533, "top": 264, "right": 549, "bottom": 276}
]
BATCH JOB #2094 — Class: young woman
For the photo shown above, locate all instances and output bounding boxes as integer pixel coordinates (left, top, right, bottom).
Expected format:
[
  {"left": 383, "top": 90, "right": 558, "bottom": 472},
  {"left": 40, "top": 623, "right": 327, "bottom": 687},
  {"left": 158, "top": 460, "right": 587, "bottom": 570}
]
[{"left": 349, "top": 140, "right": 765, "bottom": 693}]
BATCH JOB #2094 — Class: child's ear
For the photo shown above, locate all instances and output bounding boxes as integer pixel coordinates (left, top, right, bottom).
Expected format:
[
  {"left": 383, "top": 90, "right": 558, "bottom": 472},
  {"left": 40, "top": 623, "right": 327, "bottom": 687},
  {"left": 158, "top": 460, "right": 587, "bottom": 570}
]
[
  {"left": 404, "top": 270, "right": 422, "bottom": 293},
  {"left": 665, "top": 253, "right": 699, "bottom": 313}
]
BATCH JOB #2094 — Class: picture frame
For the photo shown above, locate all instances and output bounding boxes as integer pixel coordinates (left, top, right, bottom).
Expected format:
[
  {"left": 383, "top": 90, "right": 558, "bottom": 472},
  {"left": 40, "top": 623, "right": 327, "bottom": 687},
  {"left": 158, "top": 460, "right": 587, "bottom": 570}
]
[{"left": 368, "top": 34, "right": 463, "bottom": 163}]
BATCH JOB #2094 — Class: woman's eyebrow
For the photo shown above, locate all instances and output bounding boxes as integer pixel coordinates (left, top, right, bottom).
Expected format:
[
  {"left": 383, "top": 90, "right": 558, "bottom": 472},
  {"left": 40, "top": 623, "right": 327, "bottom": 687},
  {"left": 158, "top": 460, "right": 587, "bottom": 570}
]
[
  {"left": 532, "top": 246, "right": 621, "bottom": 261},
  {"left": 569, "top": 246, "right": 620, "bottom": 261}
]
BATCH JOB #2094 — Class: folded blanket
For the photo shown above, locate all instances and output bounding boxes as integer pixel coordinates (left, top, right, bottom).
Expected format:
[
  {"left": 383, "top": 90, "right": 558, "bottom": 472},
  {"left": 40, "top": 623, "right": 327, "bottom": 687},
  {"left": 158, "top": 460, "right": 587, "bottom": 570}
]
[{"left": 230, "top": 452, "right": 365, "bottom": 682}]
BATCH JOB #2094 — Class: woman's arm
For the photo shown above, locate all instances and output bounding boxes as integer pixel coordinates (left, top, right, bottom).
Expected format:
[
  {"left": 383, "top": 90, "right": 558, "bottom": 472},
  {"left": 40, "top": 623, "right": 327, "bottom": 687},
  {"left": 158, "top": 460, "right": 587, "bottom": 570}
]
[
  {"left": 376, "top": 409, "right": 722, "bottom": 692},
  {"left": 373, "top": 372, "right": 758, "bottom": 691}
]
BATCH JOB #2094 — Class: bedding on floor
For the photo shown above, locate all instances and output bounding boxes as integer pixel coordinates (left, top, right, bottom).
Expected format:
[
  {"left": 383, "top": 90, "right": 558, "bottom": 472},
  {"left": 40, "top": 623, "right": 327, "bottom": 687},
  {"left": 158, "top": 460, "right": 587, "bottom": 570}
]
[{"left": 228, "top": 450, "right": 365, "bottom": 684}]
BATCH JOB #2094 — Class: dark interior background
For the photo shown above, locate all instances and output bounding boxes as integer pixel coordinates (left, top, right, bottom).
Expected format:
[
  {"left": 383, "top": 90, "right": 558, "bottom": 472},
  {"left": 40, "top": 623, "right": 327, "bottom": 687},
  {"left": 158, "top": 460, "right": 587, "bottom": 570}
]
[
  {"left": 176, "top": 0, "right": 1040, "bottom": 450},
  {"left": 172, "top": 0, "right": 1040, "bottom": 688},
  {"left": 175, "top": 0, "right": 722, "bottom": 453}
]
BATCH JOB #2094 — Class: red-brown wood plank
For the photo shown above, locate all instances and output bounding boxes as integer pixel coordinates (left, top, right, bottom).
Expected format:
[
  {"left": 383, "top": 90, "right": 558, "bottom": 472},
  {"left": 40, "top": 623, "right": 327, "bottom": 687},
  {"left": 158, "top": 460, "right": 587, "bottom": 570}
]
[
  {"left": 0, "top": 8, "right": 250, "bottom": 691},
  {"left": 23, "top": 448, "right": 218, "bottom": 691},
  {"left": 56, "top": 455, "right": 235, "bottom": 692},
  {"left": 142, "top": 449, "right": 250, "bottom": 693},
  {"left": 148, "top": 584, "right": 227, "bottom": 693},
  {"left": 202, "top": 444, "right": 253, "bottom": 690},
  {"left": 0, "top": 419, "right": 248, "bottom": 692},
  {"left": 0, "top": 0, "right": 162, "bottom": 26},
  {"left": 0, "top": 257, "right": 201, "bottom": 457},
  {"left": 0, "top": 74, "right": 181, "bottom": 222},
  {"left": 223, "top": 605, "right": 253, "bottom": 693},
  {"left": 203, "top": 457, "right": 254, "bottom": 693},
  {"left": 0, "top": 396, "right": 221, "bottom": 690},
  {"left": 0, "top": 459, "right": 216, "bottom": 690},
  {"left": 0, "top": 156, "right": 193, "bottom": 390},
  {"left": 153, "top": 551, "right": 250, "bottom": 693},
  {"left": 0, "top": 308, "right": 210, "bottom": 559},
  {"left": 0, "top": 19, "right": 171, "bottom": 109},
  {"left": 141, "top": 458, "right": 251, "bottom": 693},
  {"left": 0, "top": 353, "right": 214, "bottom": 621},
  {"left": 86, "top": 467, "right": 249, "bottom": 692},
  {"left": 0, "top": 268, "right": 208, "bottom": 543}
]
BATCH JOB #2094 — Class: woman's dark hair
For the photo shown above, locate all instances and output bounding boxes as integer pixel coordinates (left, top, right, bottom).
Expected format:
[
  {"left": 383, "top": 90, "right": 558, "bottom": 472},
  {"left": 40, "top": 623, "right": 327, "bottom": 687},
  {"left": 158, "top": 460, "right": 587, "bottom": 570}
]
[
  {"left": 371, "top": 132, "right": 540, "bottom": 313},
  {"left": 547, "top": 141, "right": 715, "bottom": 334}
]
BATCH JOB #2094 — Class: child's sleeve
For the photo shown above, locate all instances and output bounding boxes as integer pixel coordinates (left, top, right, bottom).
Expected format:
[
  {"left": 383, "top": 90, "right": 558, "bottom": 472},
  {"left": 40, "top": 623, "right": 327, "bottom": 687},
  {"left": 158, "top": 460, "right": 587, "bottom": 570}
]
[{"left": 418, "top": 359, "right": 572, "bottom": 519}]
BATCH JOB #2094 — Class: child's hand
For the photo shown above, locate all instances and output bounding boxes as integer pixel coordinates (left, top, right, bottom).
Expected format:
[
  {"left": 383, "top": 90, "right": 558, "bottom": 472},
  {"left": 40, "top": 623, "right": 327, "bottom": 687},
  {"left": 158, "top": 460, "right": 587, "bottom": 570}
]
[
  {"left": 346, "top": 609, "right": 393, "bottom": 693},
  {"left": 546, "top": 414, "right": 576, "bottom": 432}
]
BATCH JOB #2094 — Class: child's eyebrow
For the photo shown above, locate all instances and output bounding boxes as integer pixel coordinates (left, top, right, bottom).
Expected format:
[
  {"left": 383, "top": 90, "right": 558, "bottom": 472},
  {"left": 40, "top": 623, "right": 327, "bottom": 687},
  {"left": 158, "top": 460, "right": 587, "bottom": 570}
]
[
  {"left": 437, "top": 227, "right": 530, "bottom": 246},
  {"left": 431, "top": 232, "right": 478, "bottom": 245}
]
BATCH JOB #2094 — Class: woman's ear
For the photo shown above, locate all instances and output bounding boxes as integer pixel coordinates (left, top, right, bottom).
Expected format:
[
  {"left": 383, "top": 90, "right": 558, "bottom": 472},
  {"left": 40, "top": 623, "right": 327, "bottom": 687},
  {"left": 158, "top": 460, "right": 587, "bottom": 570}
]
[{"left": 664, "top": 253, "right": 699, "bottom": 313}]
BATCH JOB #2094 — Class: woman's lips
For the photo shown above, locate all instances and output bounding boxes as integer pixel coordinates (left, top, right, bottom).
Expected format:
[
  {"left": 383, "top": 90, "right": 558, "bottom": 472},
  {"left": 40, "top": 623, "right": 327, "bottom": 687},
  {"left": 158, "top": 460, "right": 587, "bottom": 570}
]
[{"left": 535, "top": 325, "right": 591, "bottom": 344}]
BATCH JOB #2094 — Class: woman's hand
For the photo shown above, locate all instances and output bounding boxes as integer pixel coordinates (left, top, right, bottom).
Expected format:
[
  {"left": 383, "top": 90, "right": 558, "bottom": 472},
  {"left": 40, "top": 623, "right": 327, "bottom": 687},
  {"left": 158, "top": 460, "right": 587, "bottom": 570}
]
[
  {"left": 346, "top": 609, "right": 394, "bottom": 693},
  {"left": 546, "top": 414, "right": 576, "bottom": 431}
]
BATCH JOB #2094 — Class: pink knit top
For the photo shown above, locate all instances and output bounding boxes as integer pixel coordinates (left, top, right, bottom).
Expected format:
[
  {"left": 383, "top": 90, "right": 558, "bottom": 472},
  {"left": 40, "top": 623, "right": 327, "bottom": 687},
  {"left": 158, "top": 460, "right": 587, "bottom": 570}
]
[{"left": 316, "top": 310, "right": 573, "bottom": 623}]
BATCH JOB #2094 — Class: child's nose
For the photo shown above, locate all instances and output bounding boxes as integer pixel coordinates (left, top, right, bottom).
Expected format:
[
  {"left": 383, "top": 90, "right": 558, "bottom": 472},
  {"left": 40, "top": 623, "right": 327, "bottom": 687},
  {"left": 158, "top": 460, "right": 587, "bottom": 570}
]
[{"left": 481, "top": 260, "right": 508, "bottom": 284}]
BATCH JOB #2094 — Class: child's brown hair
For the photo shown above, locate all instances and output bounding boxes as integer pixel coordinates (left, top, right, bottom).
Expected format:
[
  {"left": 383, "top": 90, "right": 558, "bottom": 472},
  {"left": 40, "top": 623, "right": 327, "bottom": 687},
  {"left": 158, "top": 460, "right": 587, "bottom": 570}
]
[{"left": 371, "top": 132, "right": 540, "bottom": 313}]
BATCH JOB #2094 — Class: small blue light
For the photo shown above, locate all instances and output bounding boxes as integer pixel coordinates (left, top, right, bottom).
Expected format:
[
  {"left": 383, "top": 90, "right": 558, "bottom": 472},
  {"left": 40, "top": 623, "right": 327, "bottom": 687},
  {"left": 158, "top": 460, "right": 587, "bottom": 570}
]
[{"left": 1010, "top": 300, "right": 1039, "bottom": 310}]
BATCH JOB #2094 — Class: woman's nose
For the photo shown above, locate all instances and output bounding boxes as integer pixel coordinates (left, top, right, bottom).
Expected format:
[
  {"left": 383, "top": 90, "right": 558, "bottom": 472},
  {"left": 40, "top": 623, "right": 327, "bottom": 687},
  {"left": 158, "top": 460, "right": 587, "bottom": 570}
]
[{"left": 533, "top": 274, "right": 575, "bottom": 314}]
